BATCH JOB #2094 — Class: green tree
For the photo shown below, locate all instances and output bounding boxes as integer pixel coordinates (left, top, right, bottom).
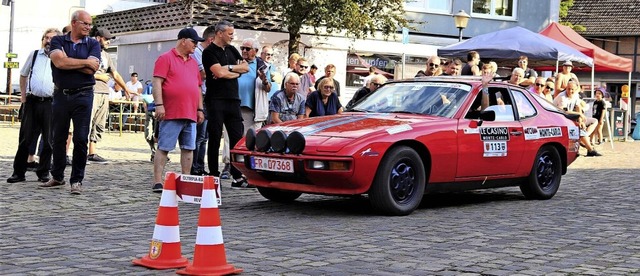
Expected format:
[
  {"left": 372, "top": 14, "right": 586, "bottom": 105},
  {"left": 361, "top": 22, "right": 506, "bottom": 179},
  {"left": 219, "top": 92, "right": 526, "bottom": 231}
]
[
  {"left": 559, "top": 0, "right": 586, "bottom": 32},
  {"left": 246, "top": 0, "right": 409, "bottom": 56}
]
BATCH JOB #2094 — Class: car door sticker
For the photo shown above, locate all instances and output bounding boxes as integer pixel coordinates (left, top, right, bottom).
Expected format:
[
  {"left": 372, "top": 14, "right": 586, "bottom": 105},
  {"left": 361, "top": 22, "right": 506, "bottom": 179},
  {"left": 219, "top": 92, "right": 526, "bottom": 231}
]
[
  {"left": 386, "top": 124, "right": 412, "bottom": 134},
  {"left": 463, "top": 128, "right": 480, "bottom": 134},
  {"left": 568, "top": 125, "right": 579, "bottom": 140},
  {"left": 538, "top": 127, "right": 562, "bottom": 138},
  {"left": 479, "top": 127, "right": 509, "bottom": 141},
  {"left": 483, "top": 141, "right": 507, "bottom": 157},
  {"left": 524, "top": 127, "right": 539, "bottom": 140}
]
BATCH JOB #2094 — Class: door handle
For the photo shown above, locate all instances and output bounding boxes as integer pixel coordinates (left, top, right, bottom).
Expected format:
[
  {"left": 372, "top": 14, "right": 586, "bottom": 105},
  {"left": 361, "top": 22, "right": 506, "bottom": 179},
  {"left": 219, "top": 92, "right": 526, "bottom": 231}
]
[{"left": 510, "top": 131, "right": 522, "bottom": 136}]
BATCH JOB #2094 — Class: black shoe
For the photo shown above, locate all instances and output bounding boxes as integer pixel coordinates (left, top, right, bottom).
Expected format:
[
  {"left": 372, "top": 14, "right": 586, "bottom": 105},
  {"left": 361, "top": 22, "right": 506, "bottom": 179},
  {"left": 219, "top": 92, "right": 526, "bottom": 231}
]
[
  {"left": 36, "top": 172, "right": 50, "bottom": 183},
  {"left": 231, "top": 177, "right": 255, "bottom": 189},
  {"left": 586, "top": 150, "right": 602, "bottom": 157},
  {"left": 26, "top": 161, "right": 38, "bottom": 172},
  {"left": 7, "top": 174, "right": 26, "bottom": 183},
  {"left": 87, "top": 154, "right": 109, "bottom": 164},
  {"left": 152, "top": 183, "right": 163, "bottom": 193},
  {"left": 66, "top": 156, "right": 72, "bottom": 166}
]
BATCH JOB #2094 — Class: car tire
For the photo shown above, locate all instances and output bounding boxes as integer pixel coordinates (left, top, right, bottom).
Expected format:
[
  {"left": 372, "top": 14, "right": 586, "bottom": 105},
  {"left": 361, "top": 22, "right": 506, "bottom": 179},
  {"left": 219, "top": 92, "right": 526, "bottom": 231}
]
[
  {"left": 369, "top": 146, "right": 426, "bottom": 216},
  {"left": 520, "top": 145, "right": 562, "bottom": 200},
  {"left": 257, "top": 187, "right": 302, "bottom": 203}
]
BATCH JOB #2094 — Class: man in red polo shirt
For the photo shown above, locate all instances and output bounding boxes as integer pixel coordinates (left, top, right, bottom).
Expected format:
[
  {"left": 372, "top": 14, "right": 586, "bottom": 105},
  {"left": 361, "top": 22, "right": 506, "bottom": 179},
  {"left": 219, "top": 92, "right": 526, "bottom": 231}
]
[{"left": 151, "top": 28, "right": 205, "bottom": 192}]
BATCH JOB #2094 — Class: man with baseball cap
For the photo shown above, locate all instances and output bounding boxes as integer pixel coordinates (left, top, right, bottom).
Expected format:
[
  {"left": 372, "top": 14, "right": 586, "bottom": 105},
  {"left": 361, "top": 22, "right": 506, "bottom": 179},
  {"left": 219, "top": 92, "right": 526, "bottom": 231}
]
[
  {"left": 150, "top": 27, "right": 205, "bottom": 192},
  {"left": 88, "top": 27, "right": 133, "bottom": 164}
]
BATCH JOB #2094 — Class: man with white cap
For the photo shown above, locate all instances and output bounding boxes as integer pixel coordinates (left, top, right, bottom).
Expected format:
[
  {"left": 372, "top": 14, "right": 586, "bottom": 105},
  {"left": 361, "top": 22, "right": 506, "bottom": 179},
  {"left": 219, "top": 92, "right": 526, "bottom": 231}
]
[{"left": 555, "top": 60, "right": 581, "bottom": 98}]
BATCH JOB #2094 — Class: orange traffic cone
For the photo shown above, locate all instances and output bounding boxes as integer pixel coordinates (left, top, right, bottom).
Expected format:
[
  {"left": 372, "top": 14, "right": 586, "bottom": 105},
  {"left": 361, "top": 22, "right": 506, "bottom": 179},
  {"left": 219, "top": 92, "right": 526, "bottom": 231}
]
[
  {"left": 133, "top": 172, "right": 189, "bottom": 269},
  {"left": 177, "top": 176, "right": 242, "bottom": 275}
]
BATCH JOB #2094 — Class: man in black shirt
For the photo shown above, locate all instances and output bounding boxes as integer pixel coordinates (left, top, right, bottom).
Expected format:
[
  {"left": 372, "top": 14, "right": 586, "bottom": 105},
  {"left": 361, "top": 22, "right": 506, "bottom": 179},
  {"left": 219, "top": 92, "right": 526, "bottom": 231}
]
[{"left": 202, "top": 20, "right": 252, "bottom": 188}]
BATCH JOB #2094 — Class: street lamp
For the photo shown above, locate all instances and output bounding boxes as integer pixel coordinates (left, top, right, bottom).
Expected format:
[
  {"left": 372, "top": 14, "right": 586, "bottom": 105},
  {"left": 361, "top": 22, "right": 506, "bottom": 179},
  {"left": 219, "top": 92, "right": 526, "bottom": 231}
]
[{"left": 453, "top": 10, "right": 470, "bottom": 42}]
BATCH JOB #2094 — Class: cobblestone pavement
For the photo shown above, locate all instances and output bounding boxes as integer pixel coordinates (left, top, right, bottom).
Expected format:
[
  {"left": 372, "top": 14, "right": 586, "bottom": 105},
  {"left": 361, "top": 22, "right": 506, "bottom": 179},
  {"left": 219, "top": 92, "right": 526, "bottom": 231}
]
[{"left": 0, "top": 124, "right": 639, "bottom": 275}]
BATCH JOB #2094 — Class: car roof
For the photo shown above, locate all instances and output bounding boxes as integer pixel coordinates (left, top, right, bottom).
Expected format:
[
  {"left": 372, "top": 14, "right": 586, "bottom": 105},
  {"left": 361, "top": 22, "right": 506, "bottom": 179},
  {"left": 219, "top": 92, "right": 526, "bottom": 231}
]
[{"left": 388, "top": 75, "right": 523, "bottom": 90}]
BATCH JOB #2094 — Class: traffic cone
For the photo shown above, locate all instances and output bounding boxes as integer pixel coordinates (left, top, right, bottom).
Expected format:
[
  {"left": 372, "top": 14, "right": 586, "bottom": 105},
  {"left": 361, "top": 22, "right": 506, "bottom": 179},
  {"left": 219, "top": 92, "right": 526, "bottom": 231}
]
[
  {"left": 176, "top": 176, "right": 242, "bottom": 275},
  {"left": 133, "top": 172, "right": 189, "bottom": 269}
]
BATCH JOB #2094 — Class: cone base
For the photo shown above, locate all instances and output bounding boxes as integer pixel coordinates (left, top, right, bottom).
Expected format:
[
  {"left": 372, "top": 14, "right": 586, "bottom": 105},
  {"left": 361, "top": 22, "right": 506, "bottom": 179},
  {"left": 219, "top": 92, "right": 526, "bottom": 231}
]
[
  {"left": 132, "top": 255, "right": 189, "bottom": 270},
  {"left": 176, "top": 263, "right": 243, "bottom": 276}
]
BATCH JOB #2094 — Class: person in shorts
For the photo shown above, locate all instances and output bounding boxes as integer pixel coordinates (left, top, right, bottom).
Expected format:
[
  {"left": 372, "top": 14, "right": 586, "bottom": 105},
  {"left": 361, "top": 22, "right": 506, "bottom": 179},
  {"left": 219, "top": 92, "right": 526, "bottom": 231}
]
[{"left": 151, "top": 28, "right": 205, "bottom": 192}]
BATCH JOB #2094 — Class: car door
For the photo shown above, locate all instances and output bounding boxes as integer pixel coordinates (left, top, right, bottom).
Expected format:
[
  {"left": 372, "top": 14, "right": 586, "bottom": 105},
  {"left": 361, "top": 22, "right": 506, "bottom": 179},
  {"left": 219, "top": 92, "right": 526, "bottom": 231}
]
[{"left": 456, "top": 86, "right": 526, "bottom": 178}]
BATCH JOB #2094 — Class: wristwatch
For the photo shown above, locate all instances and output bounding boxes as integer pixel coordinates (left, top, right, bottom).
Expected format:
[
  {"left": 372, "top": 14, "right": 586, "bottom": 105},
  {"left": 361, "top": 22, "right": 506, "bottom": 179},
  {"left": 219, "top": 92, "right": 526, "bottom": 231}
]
[{"left": 228, "top": 65, "right": 234, "bottom": 72}]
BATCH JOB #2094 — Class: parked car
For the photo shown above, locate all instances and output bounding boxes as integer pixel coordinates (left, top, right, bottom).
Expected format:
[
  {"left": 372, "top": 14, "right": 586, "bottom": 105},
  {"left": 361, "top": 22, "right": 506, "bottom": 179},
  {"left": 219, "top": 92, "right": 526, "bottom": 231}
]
[{"left": 231, "top": 76, "right": 581, "bottom": 215}]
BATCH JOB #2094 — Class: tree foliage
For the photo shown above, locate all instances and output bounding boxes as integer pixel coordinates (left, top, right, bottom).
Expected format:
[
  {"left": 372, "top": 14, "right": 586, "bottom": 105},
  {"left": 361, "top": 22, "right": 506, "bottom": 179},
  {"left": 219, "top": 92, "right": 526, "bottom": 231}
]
[
  {"left": 246, "top": 0, "right": 409, "bottom": 56},
  {"left": 559, "top": 0, "right": 586, "bottom": 32}
]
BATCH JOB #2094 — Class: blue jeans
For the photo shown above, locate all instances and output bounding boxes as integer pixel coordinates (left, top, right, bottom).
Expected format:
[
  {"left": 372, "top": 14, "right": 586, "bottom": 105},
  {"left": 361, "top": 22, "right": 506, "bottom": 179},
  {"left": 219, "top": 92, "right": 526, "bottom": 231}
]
[
  {"left": 50, "top": 90, "right": 94, "bottom": 184},
  {"left": 191, "top": 108, "right": 208, "bottom": 173}
]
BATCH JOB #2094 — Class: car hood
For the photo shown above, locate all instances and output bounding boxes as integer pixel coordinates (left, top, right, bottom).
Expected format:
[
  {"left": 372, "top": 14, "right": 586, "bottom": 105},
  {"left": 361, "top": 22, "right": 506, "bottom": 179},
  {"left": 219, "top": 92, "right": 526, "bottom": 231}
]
[{"left": 257, "top": 113, "right": 444, "bottom": 153}]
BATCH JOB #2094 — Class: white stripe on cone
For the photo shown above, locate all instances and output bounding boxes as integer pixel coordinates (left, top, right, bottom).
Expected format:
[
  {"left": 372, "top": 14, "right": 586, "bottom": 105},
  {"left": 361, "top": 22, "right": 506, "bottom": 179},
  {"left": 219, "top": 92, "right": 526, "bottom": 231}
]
[
  {"left": 195, "top": 226, "right": 224, "bottom": 245},
  {"left": 159, "top": 190, "right": 178, "bottom": 207},
  {"left": 201, "top": 190, "right": 218, "bottom": 208},
  {"left": 152, "top": 225, "right": 181, "bottom": 243}
]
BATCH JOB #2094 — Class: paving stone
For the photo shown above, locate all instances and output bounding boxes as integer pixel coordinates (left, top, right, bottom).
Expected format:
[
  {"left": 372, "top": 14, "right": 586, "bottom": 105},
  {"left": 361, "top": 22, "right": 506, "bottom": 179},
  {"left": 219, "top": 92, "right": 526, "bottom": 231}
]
[{"left": 1, "top": 126, "right": 639, "bottom": 274}]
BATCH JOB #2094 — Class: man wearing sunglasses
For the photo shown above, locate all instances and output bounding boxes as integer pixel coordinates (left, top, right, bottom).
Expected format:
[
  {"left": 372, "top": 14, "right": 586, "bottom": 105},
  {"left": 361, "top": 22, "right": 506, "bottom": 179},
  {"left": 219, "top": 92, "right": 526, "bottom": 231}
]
[
  {"left": 150, "top": 27, "right": 205, "bottom": 192},
  {"left": 238, "top": 38, "right": 271, "bottom": 135},
  {"left": 423, "top": 56, "right": 443, "bottom": 77},
  {"left": 517, "top": 56, "right": 538, "bottom": 88},
  {"left": 282, "top": 57, "right": 313, "bottom": 97},
  {"left": 346, "top": 74, "right": 387, "bottom": 109}
]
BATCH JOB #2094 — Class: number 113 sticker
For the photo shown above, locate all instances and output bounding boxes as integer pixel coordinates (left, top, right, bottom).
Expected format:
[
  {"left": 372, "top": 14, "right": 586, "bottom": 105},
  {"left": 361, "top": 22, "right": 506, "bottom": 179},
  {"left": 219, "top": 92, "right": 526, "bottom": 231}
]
[{"left": 483, "top": 141, "right": 507, "bottom": 157}]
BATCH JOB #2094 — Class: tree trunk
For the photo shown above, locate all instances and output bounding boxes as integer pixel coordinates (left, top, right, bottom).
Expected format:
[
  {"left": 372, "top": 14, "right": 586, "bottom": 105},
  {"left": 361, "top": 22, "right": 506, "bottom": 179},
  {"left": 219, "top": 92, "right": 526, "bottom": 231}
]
[{"left": 288, "top": 29, "right": 301, "bottom": 59}]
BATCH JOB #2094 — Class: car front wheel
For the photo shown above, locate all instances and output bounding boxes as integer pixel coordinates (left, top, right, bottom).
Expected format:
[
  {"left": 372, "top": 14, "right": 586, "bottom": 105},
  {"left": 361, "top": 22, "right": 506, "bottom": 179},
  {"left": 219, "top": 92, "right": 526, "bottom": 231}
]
[
  {"left": 369, "top": 146, "right": 426, "bottom": 216},
  {"left": 257, "top": 187, "right": 302, "bottom": 203},
  {"left": 520, "top": 145, "right": 562, "bottom": 199}
]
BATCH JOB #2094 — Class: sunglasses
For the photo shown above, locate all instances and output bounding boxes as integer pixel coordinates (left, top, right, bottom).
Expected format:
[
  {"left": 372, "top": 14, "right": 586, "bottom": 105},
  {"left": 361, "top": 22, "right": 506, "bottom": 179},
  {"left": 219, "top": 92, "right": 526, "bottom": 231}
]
[
  {"left": 428, "top": 63, "right": 439, "bottom": 68},
  {"left": 323, "top": 85, "right": 334, "bottom": 89},
  {"left": 240, "top": 46, "right": 252, "bottom": 51},
  {"left": 264, "top": 53, "right": 274, "bottom": 56},
  {"left": 546, "top": 86, "right": 554, "bottom": 90},
  {"left": 299, "top": 65, "right": 309, "bottom": 69},
  {"left": 535, "top": 83, "right": 545, "bottom": 87},
  {"left": 371, "top": 83, "right": 383, "bottom": 87}
]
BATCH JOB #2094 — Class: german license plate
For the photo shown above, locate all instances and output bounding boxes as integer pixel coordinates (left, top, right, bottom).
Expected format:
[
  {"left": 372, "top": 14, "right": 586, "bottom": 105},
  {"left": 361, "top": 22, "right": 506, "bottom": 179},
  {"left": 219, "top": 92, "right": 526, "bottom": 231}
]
[{"left": 250, "top": 156, "right": 294, "bottom": 173}]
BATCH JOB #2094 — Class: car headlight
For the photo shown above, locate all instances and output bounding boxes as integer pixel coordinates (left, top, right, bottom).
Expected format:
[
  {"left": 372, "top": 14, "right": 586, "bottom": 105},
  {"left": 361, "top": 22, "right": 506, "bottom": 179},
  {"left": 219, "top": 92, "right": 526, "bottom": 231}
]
[{"left": 308, "top": 160, "right": 350, "bottom": 171}]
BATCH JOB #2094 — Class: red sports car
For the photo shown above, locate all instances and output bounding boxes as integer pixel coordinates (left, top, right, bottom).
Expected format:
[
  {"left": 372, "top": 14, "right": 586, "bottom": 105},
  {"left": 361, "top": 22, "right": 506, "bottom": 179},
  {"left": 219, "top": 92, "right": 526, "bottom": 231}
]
[{"left": 231, "top": 77, "right": 581, "bottom": 215}]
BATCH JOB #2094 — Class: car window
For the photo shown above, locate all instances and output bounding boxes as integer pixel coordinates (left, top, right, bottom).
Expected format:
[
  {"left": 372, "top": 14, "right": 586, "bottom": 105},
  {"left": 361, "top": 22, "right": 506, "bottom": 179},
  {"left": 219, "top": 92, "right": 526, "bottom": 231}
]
[
  {"left": 464, "top": 86, "right": 514, "bottom": 120},
  {"left": 352, "top": 82, "right": 472, "bottom": 118},
  {"left": 485, "top": 105, "right": 515, "bottom": 121},
  {"left": 512, "top": 90, "right": 537, "bottom": 120},
  {"left": 532, "top": 92, "right": 564, "bottom": 113}
]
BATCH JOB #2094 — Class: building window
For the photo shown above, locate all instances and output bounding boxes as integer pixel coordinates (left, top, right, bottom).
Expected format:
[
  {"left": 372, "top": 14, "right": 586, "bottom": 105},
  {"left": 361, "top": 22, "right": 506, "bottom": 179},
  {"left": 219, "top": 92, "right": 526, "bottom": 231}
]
[
  {"left": 472, "top": 0, "right": 516, "bottom": 18},
  {"left": 405, "top": 0, "right": 452, "bottom": 13}
]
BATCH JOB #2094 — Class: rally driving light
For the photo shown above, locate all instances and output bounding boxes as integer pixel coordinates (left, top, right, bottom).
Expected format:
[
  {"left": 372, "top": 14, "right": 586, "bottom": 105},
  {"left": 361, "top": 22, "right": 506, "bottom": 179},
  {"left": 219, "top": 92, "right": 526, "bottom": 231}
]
[{"left": 308, "top": 160, "right": 350, "bottom": 171}]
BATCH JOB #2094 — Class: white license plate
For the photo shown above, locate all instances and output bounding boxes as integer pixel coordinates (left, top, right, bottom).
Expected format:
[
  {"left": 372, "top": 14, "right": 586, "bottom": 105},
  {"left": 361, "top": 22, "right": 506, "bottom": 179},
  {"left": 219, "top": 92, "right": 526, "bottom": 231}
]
[{"left": 250, "top": 156, "right": 294, "bottom": 173}]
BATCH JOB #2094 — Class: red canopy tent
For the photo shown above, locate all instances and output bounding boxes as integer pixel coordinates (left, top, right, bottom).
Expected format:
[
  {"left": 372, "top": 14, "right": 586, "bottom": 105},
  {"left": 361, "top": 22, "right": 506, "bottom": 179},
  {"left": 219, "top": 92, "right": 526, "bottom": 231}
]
[{"left": 539, "top": 22, "right": 632, "bottom": 72}]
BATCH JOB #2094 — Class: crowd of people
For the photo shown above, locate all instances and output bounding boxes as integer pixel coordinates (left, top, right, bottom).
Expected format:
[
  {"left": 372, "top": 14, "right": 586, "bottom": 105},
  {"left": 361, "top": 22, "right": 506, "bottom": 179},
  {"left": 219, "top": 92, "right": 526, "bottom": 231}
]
[
  {"left": 417, "top": 50, "right": 606, "bottom": 157},
  {"left": 7, "top": 12, "right": 607, "bottom": 194}
]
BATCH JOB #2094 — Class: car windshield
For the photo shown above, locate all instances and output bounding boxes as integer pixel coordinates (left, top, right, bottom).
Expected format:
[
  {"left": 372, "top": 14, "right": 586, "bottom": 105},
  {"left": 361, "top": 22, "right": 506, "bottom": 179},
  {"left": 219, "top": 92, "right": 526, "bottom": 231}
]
[{"left": 351, "top": 82, "right": 472, "bottom": 118}]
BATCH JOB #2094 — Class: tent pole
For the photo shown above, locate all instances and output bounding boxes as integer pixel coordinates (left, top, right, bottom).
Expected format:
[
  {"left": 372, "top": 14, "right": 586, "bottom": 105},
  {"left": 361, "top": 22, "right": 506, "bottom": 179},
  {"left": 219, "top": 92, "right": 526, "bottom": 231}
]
[
  {"left": 555, "top": 60, "right": 559, "bottom": 76},
  {"left": 591, "top": 66, "right": 595, "bottom": 98}
]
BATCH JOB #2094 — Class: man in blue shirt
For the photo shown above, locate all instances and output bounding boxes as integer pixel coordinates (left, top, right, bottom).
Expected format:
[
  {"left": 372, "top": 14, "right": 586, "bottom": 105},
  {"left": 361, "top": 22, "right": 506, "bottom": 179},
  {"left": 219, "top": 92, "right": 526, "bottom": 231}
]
[
  {"left": 238, "top": 38, "right": 271, "bottom": 133},
  {"left": 41, "top": 10, "right": 101, "bottom": 195}
]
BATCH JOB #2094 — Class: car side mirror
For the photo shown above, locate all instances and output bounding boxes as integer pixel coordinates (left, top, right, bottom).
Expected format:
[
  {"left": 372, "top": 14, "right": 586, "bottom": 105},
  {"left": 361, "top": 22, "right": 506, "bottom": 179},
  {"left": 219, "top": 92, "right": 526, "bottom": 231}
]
[{"left": 479, "top": 110, "right": 496, "bottom": 121}]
